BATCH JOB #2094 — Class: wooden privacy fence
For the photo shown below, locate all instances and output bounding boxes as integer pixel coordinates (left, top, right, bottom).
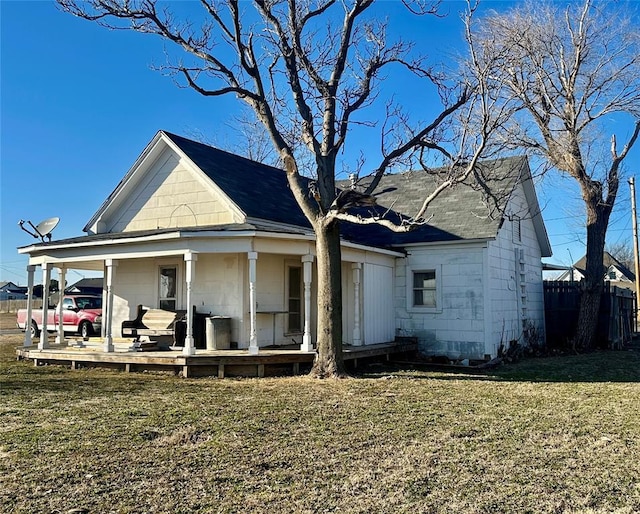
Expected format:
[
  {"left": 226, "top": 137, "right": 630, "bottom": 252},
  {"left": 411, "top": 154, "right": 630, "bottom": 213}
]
[
  {"left": 544, "top": 281, "right": 636, "bottom": 349},
  {"left": 0, "top": 299, "right": 43, "bottom": 313}
]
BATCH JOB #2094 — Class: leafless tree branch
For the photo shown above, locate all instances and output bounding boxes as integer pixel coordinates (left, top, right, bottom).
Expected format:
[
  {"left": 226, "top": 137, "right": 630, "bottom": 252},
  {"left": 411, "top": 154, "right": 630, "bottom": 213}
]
[{"left": 466, "top": 0, "right": 640, "bottom": 349}]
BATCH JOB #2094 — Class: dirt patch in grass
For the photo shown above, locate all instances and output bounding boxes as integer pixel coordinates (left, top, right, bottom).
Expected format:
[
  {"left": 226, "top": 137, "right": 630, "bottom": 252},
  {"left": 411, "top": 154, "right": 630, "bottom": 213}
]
[{"left": 2, "top": 332, "right": 640, "bottom": 513}]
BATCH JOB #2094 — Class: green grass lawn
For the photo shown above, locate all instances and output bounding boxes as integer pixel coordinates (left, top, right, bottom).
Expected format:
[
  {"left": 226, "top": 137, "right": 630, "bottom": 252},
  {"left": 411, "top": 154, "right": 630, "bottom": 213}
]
[{"left": 1, "top": 332, "right": 640, "bottom": 514}]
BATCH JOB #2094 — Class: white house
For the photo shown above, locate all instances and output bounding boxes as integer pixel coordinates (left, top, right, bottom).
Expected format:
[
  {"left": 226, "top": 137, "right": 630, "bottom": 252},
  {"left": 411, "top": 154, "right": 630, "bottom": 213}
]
[
  {"left": 555, "top": 252, "right": 636, "bottom": 291},
  {"left": 17, "top": 131, "right": 551, "bottom": 360}
]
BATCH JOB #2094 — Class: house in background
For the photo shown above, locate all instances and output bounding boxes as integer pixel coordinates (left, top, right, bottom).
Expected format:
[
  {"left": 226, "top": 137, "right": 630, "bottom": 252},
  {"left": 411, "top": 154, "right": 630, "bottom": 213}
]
[
  {"left": 17, "top": 131, "right": 551, "bottom": 360},
  {"left": 65, "top": 277, "right": 104, "bottom": 296},
  {"left": 0, "top": 281, "right": 27, "bottom": 300},
  {"left": 556, "top": 252, "right": 636, "bottom": 291}
]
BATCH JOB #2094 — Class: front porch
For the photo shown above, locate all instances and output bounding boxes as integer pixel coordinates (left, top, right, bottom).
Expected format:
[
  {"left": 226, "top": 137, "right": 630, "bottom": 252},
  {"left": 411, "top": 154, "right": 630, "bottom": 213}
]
[
  {"left": 15, "top": 337, "right": 418, "bottom": 378},
  {"left": 20, "top": 226, "right": 401, "bottom": 357}
]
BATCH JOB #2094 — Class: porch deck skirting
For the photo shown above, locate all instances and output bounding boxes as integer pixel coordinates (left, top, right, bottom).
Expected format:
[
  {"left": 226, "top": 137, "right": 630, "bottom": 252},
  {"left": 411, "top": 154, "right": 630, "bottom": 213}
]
[{"left": 15, "top": 339, "right": 418, "bottom": 378}]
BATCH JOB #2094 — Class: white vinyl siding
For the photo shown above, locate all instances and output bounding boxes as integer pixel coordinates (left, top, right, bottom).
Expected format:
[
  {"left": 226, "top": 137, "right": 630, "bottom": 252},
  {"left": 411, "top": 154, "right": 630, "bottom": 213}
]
[{"left": 395, "top": 246, "right": 485, "bottom": 359}]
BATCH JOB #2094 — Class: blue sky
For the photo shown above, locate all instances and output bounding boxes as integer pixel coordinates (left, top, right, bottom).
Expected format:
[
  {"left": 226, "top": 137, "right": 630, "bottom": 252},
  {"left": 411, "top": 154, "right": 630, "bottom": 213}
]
[{"left": 1, "top": 0, "right": 638, "bottom": 285}]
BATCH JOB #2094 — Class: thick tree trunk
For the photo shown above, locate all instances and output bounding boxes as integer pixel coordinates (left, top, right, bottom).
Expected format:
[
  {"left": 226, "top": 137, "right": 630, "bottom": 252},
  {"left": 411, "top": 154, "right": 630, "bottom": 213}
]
[
  {"left": 573, "top": 203, "right": 609, "bottom": 350},
  {"left": 310, "top": 219, "right": 347, "bottom": 378}
]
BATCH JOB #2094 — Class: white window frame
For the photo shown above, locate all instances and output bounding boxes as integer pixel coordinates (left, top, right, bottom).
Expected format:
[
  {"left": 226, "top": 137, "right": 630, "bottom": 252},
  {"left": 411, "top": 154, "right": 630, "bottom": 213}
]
[{"left": 407, "top": 264, "right": 442, "bottom": 313}]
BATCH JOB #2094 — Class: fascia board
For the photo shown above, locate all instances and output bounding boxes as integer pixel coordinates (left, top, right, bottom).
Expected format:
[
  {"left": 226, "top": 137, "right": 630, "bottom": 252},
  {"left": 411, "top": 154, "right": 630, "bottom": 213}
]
[
  {"left": 395, "top": 238, "right": 492, "bottom": 250},
  {"left": 20, "top": 225, "right": 404, "bottom": 260},
  {"left": 19, "top": 230, "right": 257, "bottom": 254},
  {"left": 18, "top": 232, "right": 184, "bottom": 254},
  {"left": 83, "top": 131, "right": 248, "bottom": 235},
  {"left": 18, "top": 228, "right": 311, "bottom": 256},
  {"left": 519, "top": 160, "right": 553, "bottom": 258},
  {"left": 83, "top": 130, "right": 168, "bottom": 233}
]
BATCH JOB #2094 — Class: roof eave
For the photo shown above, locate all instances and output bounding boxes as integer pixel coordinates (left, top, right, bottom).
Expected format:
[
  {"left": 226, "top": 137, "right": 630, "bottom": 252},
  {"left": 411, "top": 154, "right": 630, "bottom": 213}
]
[
  {"left": 519, "top": 160, "right": 552, "bottom": 258},
  {"left": 82, "top": 130, "right": 249, "bottom": 235},
  {"left": 394, "top": 237, "right": 494, "bottom": 249},
  {"left": 83, "top": 130, "right": 166, "bottom": 233}
]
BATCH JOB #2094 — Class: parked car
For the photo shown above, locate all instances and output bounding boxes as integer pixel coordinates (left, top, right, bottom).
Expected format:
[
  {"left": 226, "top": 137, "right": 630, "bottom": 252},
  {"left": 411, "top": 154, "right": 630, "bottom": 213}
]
[{"left": 17, "top": 294, "right": 102, "bottom": 338}]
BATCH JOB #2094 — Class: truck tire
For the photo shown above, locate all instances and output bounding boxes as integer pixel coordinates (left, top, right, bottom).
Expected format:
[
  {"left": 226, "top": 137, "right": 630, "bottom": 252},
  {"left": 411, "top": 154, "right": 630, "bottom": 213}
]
[
  {"left": 30, "top": 320, "right": 40, "bottom": 338},
  {"left": 79, "top": 321, "right": 93, "bottom": 339}
]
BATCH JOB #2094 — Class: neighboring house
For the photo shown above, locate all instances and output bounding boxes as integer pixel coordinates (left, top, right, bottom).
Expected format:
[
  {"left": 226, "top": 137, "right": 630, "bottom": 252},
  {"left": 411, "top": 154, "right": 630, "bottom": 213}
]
[
  {"left": 0, "top": 281, "right": 27, "bottom": 300},
  {"left": 65, "top": 277, "right": 104, "bottom": 296},
  {"left": 17, "top": 131, "right": 551, "bottom": 360},
  {"left": 556, "top": 252, "right": 636, "bottom": 290}
]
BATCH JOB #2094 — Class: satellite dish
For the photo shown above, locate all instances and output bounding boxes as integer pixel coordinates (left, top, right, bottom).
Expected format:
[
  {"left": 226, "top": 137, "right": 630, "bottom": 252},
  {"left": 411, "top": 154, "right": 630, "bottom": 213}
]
[
  {"left": 35, "top": 217, "right": 60, "bottom": 239},
  {"left": 18, "top": 217, "right": 60, "bottom": 242}
]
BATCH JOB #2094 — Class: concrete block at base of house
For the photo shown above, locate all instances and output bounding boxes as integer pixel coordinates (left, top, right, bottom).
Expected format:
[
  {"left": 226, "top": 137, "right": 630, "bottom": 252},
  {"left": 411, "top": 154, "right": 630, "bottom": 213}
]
[{"left": 417, "top": 336, "right": 485, "bottom": 361}]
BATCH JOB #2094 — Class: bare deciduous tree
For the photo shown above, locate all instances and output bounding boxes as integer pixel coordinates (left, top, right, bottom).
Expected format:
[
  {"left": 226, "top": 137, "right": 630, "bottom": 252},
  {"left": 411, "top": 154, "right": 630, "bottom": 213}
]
[
  {"left": 607, "top": 241, "right": 635, "bottom": 272},
  {"left": 466, "top": 0, "right": 640, "bottom": 350},
  {"left": 57, "top": 0, "right": 494, "bottom": 376}
]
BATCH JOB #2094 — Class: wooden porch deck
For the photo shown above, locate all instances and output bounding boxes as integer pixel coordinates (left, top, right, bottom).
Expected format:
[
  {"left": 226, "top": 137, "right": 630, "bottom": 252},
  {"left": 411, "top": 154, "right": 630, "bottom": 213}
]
[{"left": 15, "top": 338, "right": 418, "bottom": 378}]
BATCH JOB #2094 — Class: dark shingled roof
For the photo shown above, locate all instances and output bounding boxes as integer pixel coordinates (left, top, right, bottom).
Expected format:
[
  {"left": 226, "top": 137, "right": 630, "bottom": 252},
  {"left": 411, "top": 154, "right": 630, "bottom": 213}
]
[
  {"left": 165, "top": 132, "right": 312, "bottom": 230},
  {"left": 166, "top": 132, "right": 531, "bottom": 249},
  {"left": 337, "top": 157, "right": 527, "bottom": 246},
  {"left": 572, "top": 251, "right": 636, "bottom": 281},
  {"left": 170, "top": 133, "right": 530, "bottom": 246},
  {"left": 69, "top": 131, "right": 533, "bottom": 253}
]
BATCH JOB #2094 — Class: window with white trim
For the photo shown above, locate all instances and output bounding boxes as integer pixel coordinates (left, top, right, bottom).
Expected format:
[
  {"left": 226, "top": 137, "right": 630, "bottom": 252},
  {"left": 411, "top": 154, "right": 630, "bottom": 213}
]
[{"left": 413, "top": 270, "right": 437, "bottom": 308}]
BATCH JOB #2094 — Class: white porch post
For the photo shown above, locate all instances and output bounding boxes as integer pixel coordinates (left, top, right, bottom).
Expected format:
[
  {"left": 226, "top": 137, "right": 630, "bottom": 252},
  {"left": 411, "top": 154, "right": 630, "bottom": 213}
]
[
  {"left": 352, "top": 263, "right": 363, "bottom": 346},
  {"left": 23, "top": 265, "right": 36, "bottom": 348},
  {"left": 55, "top": 267, "right": 66, "bottom": 344},
  {"left": 103, "top": 259, "right": 117, "bottom": 353},
  {"left": 301, "top": 254, "right": 314, "bottom": 352},
  {"left": 38, "top": 263, "right": 51, "bottom": 350},
  {"left": 248, "top": 251, "right": 259, "bottom": 355},
  {"left": 182, "top": 252, "right": 197, "bottom": 356}
]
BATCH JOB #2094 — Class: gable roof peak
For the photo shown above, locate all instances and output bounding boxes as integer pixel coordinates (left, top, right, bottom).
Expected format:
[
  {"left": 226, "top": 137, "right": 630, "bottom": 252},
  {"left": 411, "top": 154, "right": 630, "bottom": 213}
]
[{"left": 159, "top": 131, "right": 311, "bottom": 229}]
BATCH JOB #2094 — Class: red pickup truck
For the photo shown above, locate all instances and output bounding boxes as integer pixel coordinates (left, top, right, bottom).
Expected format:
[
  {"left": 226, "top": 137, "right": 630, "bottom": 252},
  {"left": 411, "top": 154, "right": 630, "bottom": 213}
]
[{"left": 17, "top": 294, "right": 103, "bottom": 339}]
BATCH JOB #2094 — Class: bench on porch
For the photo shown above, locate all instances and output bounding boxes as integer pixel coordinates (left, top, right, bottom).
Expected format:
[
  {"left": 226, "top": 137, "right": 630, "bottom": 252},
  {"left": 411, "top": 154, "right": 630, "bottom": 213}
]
[{"left": 122, "top": 305, "right": 187, "bottom": 351}]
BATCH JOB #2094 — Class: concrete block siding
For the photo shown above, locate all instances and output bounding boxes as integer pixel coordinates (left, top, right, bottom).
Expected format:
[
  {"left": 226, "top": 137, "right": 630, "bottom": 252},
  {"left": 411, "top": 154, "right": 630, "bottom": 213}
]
[
  {"left": 394, "top": 184, "right": 546, "bottom": 360},
  {"left": 395, "top": 244, "right": 488, "bottom": 360}
]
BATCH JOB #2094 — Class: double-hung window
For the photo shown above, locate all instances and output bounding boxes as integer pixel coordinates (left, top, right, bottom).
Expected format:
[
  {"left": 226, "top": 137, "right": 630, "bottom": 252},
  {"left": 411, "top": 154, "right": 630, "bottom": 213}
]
[{"left": 413, "top": 270, "right": 437, "bottom": 308}]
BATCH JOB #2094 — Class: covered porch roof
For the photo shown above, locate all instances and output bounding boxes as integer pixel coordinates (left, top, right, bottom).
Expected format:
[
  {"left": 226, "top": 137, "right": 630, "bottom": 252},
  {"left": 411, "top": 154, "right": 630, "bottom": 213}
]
[{"left": 18, "top": 221, "right": 404, "bottom": 271}]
